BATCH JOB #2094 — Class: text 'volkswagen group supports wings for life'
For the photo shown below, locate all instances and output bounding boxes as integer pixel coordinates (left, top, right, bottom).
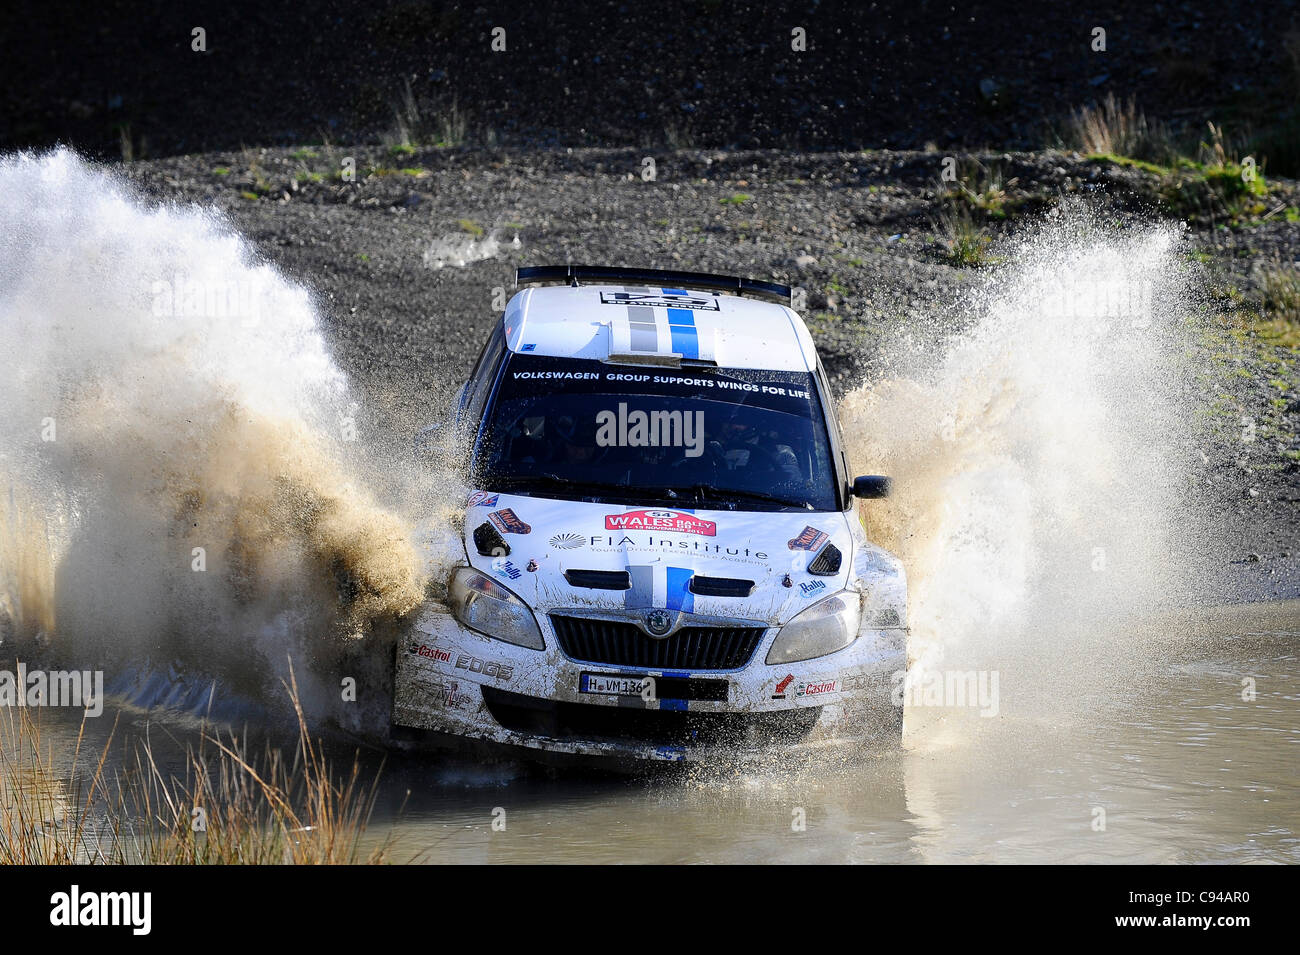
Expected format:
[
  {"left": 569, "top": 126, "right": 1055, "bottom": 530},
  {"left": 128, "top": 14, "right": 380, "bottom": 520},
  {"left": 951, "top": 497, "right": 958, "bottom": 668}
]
[{"left": 475, "top": 354, "right": 839, "bottom": 512}]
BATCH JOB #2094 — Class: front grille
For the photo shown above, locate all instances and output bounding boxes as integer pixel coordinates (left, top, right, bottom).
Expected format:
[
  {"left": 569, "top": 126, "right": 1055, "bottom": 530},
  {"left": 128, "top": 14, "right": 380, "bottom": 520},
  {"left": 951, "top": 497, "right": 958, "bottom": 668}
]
[
  {"left": 481, "top": 686, "right": 821, "bottom": 748},
  {"left": 550, "top": 615, "right": 765, "bottom": 670}
]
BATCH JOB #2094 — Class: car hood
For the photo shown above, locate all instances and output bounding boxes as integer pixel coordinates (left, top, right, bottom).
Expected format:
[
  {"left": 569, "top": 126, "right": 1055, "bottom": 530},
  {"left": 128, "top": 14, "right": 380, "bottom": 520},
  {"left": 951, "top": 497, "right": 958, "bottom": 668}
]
[{"left": 462, "top": 491, "right": 855, "bottom": 626}]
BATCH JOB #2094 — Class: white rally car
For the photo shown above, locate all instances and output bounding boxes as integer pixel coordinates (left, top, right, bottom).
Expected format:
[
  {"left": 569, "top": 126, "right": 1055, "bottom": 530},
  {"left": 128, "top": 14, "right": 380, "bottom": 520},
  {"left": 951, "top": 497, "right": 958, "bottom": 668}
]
[{"left": 393, "top": 266, "right": 907, "bottom": 763}]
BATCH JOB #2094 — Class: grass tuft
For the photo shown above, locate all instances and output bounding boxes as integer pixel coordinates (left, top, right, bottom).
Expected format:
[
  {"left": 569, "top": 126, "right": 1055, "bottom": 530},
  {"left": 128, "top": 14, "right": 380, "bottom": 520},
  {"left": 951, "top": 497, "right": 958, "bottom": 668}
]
[
  {"left": 1258, "top": 266, "right": 1300, "bottom": 348},
  {"left": 1069, "top": 94, "right": 1175, "bottom": 165},
  {"left": 935, "top": 205, "right": 993, "bottom": 267},
  {"left": 0, "top": 662, "right": 390, "bottom": 864},
  {"left": 382, "top": 80, "right": 470, "bottom": 149}
]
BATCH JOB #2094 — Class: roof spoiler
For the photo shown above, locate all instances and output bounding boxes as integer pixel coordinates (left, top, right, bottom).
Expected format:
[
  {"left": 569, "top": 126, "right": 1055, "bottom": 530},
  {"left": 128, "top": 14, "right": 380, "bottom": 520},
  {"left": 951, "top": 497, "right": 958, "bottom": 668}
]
[{"left": 515, "top": 265, "right": 792, "bottom": 305}]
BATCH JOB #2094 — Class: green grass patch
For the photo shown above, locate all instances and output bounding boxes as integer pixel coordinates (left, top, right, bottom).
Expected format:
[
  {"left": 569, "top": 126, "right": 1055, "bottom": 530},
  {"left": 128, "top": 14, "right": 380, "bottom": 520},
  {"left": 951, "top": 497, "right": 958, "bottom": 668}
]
[
  {"left": 1086, "top": 153, "right": 1171, "bottom": 176},
  {"left": 1259, "top": 267, "right": 1300, "bottom": 348}
]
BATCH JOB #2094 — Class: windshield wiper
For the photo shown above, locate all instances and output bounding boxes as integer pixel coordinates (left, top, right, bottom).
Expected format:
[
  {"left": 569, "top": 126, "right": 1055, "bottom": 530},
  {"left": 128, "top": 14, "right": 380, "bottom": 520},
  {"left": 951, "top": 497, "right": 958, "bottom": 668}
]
[
  {"left": 484, "top": 473, "right": 633, "bottom": 498},
  {"left": 649, "top": 484, "right": 814, "bottom": 511}
]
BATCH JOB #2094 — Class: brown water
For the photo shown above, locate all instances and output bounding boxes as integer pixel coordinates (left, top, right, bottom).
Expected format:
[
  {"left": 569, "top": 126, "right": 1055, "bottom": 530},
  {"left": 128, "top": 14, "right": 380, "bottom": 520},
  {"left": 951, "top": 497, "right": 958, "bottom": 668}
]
[
  {"left": 5, "top": 601, "right": 1296, "bottom": 864},
  {"left": 360, "top": 600, "right": 1300, "bottom": 864}
]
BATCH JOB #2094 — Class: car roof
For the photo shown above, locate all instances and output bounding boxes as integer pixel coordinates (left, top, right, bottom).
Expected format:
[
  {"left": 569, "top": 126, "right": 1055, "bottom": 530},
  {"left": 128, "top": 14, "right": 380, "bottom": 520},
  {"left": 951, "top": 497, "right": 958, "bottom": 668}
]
[{"left": 502, "top": 283, "right": 819, "bottom": 372}]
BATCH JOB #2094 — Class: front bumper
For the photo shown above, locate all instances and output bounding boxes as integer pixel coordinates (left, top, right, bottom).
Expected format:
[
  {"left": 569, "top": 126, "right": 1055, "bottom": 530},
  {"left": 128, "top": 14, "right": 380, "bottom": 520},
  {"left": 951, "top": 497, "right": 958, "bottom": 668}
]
[{"left": 391, "top": 603, "right": 905, "bottom": 763}]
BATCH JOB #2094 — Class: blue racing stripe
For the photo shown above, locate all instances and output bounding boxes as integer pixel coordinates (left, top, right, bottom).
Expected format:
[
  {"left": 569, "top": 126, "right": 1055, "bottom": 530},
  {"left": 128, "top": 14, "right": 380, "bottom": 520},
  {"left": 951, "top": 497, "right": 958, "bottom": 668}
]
[
  {"left": 666, "top": 566, "right": 695, "bottom": 614},
  {"left": 667, "top": 307, "right": 698, "bottom": 359}
]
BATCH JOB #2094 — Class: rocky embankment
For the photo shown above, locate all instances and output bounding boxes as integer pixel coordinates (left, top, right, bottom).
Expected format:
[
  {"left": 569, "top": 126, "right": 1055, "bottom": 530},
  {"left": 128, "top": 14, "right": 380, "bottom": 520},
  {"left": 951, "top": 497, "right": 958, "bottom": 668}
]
[{"left": 116, "top": 145, "right": 1300, "bottom": 600}]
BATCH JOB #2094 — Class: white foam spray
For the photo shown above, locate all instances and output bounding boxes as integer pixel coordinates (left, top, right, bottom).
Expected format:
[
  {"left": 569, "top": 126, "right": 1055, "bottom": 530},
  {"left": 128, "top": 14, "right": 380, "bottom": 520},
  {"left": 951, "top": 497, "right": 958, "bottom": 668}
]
[{"left": 839, "top": 207, "right": 1208, "bottom": 736}]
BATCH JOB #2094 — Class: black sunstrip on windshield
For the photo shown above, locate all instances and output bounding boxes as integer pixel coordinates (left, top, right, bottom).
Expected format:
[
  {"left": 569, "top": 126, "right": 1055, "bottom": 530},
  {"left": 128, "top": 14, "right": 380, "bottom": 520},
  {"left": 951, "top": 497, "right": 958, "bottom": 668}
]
[{"left": 473, "top": 354, "right": 839, "bottom": 511}]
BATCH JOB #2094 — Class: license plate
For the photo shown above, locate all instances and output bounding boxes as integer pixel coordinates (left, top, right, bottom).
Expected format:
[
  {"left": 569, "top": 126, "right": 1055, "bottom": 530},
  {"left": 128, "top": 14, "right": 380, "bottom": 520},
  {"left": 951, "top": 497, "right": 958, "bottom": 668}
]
[{"left": 579, "top": 672, "right": 650, "bottom": 696}]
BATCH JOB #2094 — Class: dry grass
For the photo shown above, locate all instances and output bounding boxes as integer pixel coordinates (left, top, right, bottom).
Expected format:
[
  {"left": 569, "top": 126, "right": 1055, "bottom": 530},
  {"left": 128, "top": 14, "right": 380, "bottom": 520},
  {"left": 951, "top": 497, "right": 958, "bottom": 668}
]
[
  {"left": 1069, "top": 94, "right": 1175, "bottom": 165},
  {"left": 0, "top": 663, "right": 390, "bottom": 864},
  {"left": 383, "top": 80, "right": 469, "bottom": 150}
]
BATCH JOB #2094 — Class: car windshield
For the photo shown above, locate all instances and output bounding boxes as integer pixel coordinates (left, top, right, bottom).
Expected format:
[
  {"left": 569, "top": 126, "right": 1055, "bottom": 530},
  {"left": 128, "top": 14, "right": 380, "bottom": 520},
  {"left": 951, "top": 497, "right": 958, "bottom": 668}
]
[{"left": 473, "top": 354, "right": 840, "bottom": 511}]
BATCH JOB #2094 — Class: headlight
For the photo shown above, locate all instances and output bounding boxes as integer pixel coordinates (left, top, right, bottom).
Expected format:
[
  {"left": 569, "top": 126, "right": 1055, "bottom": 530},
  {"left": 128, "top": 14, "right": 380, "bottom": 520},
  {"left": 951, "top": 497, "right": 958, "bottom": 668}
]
[
  {"left": 766, "top": 592, "right": 861, "bottom": 665},
  {"left": 448, "top": 567, "right": 544, "bottom": 650}
]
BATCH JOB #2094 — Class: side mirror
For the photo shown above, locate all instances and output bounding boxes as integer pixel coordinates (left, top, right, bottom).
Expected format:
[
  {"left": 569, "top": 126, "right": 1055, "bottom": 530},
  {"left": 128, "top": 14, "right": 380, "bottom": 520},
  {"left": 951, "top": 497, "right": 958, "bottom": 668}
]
[{"left": 852, "top": 475, "right": 891, "bottom": 499}]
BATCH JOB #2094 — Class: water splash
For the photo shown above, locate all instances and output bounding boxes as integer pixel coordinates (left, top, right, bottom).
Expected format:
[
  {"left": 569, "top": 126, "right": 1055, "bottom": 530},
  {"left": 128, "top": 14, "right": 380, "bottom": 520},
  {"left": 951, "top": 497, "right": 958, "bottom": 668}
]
[
  {"left": 0, "top": 150, "right": 455, "bottom": 728},
  {"left": 839, "top": 207, "right": 1207, "bottom": 730}
]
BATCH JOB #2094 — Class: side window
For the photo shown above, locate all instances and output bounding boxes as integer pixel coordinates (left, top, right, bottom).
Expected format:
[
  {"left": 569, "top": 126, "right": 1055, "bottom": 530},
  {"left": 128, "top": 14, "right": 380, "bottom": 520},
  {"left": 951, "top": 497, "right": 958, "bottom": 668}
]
[
  {"left": 461, "top": 323, "right": 507, "bottom": 432},
  {"left": 813, "top": 359, "right": 851, "bottom": 509}
]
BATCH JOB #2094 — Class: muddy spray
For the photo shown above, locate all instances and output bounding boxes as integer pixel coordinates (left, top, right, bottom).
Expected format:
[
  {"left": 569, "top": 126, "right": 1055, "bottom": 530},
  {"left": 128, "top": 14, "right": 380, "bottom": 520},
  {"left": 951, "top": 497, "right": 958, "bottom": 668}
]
[{"left": 0, "top": 150, "right": 464, "bottom": 731}]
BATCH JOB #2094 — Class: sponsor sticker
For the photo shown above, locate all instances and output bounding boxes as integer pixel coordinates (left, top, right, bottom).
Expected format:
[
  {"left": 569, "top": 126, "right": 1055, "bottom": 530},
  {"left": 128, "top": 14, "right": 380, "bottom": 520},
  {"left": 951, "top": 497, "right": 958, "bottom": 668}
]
[
  {"left": 798, "top": 579, "right": 827, "bottom": 597},
  {"left": 605, "top": 509, "right": 716, "bottom": 537},
  {"left": 584, "top": 534, "right": 766, "bottom": 561},
  {"left": 434, "top": 680, "right": 466, "bottom": 708},
  {"left": 411, "top": 643, "right": 452, "bottom": 663},
  {"left": 788, "top": 526, "right": 830, "bottom": 551},
  {"left": 493, "top": 559, "right": 524, "bottom": 581},
  {"left": 797, "top": 678, "right": 839, "bottom": 699},
  {"left": 549, "top": 532, "right": 585, "bottom": 550},
  {"left": 454, "top": 653, "right": 514, "bottom": 681},
  {"left": 488, "top": 508, "right": 532, "bottom": 535},
  {"left": 468, "top": 491, "right": 499, "bottom": 508},
  {"left": 414, "top": 676, "right": 468, "bottom": 709},
  {"left": 772, "top": 673, "right": 839, "bottom": 700},
  {"left": 599, "top": 291, "right": 720, "bottom": 311}
]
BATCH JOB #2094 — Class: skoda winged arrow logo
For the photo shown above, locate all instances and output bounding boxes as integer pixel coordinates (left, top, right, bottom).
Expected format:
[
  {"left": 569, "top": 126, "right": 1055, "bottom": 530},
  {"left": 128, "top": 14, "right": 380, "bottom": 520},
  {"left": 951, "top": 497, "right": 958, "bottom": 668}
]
[{"left": 643, "top": 609, "right": 674, "bottom": 638}]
